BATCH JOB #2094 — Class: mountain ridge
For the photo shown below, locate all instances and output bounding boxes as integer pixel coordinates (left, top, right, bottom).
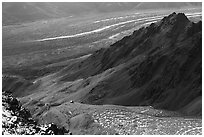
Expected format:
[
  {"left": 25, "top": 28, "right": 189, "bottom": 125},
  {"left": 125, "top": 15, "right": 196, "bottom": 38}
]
[{"left": 2, "top": 12, "right": 201, "bottom": 117}]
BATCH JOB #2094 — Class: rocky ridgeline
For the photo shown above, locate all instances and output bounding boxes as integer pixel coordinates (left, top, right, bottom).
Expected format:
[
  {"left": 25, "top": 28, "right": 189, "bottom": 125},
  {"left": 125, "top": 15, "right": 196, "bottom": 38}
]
[{"left": 2, "top": 90, "right": 72, "bottom": 135}]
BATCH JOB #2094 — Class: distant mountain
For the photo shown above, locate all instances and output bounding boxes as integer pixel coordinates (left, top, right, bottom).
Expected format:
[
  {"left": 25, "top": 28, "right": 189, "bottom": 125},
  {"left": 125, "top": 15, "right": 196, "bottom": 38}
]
[
  {"left": 2, "top": 2, "right": 139, "bottom": 25},
  {"left": 2, "top": 2, "right": 201, "bottom": 25},
  {"left": 135, "top": 2, "right": 201, "bottom": 10}
]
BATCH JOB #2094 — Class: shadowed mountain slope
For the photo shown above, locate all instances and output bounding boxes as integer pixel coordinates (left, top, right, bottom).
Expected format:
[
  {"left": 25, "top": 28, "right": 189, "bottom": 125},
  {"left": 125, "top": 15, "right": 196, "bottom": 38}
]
[
  {"left": 3, "top": 12, "right": 202, "bottom": 122},
  {"left": 53, "top": 13, "right": 202, "bottom": 114}
]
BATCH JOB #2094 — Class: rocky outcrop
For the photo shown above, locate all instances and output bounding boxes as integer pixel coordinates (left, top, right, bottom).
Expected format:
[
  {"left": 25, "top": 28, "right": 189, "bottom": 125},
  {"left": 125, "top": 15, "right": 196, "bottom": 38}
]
[{"left": 2, "top": 90, "right": 72, "bottom": 135}]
